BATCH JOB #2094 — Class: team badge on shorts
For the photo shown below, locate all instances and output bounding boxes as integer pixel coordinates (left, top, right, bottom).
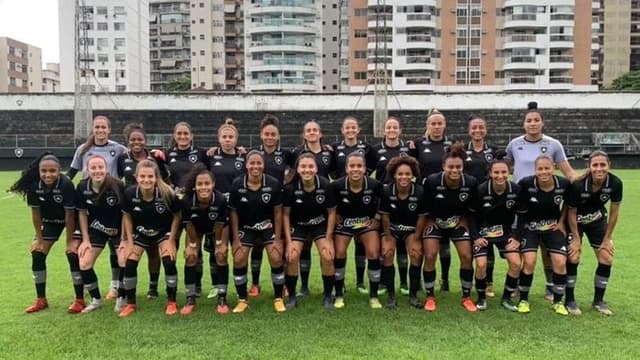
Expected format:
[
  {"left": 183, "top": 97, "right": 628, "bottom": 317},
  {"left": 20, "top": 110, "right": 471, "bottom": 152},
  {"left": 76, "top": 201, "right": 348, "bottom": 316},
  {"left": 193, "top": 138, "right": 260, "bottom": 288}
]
[
  {"left": 189, "top": 154, "right": 198, "bottom": 163},
  {"left": 362, "top": 195, "right": 371, "bottom": 205},
  {"left": 53, "top": 195, "right": 63, "bottom": 203},
  {"left": 155, "top": 203, "right": 166, "bottom": 214},
  {"left": 459, "top": 193, "right": 469, "bottom": 202},
  {"left": 106, "top": 196, "right": 117, "bottom": 206},
  {"left": 262, "top": 193, "right": 271, "bottom": 203},
  {"left": 316, "top": 194, "right": 325, "bottom": 204}
]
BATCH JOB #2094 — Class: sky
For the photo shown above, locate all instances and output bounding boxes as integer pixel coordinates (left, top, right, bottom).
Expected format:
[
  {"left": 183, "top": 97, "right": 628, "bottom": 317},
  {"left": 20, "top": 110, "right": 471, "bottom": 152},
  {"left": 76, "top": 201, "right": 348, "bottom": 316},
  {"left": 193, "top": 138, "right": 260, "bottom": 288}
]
[{"left": 0, "top": 0, "right": 59, "bottom": 64}]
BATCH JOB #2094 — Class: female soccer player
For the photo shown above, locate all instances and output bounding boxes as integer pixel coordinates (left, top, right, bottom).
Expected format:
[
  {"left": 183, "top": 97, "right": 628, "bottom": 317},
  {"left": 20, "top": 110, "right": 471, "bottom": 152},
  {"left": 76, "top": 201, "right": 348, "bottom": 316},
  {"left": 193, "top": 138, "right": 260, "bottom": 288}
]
[
  {"left": 10, "top": 153, "right": 80, "bottom": 313},
  {"left": 67, "top": 115, "right": 127, "bottom": 180},
  {"left": 411, "top": 109, "right": 455, "bottom": 292},
  {"left": 505, "top": 102, "right": 576, "bottom": 301},
  {"left": 179, "top": 164, "right": 228, "bottom": 315},
  {"left": 76, "top": 155, "right": 125, "bottom": 313},
  {"left": 373, "top": 116, "right": 413, "bottom": 296},
  {"left": 331, "top": 152, "right": 383, "bottom": 309},
  {"left": 566, "top": 151, "right": 622, "bottom": 315},
  {"left": 291, "top": 121, "right": 335, "bottom": 179},
  {"left": 421, "top": 143, "right": 478, "bottom": 313},
  {"left": 283, "top": 153, "right": 337, "bottom": 309},
  {"left": 228, "top": 150, "right": 285, "bottom": 313},
  {"left": 118, "top": 160, "right": 181, "bottom": 317},
  {"left": 379, "top": 156, "right": 426, "bottom": 309},
  {"left": 473, "top": 160, "right": 521, "bottom": 311},
  {"left": 515, "top": 155, "right": 571, "bottom": 315}
]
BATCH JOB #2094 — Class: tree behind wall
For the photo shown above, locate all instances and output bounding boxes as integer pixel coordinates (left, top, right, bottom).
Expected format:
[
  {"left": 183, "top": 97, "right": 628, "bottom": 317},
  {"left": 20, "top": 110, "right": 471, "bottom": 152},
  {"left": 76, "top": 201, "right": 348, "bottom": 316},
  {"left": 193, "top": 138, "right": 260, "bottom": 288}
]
[
  {"left": 610, "top": 71, "right": 640, "bottom": 90},
  {"left": 166, "top": 75, "right": 191, "bottom": 91}
]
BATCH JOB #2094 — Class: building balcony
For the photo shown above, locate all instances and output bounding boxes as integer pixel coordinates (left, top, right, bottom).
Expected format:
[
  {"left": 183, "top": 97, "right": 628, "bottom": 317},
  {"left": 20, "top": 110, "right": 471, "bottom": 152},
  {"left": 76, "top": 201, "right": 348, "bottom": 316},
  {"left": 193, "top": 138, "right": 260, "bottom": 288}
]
[
  {"left": 392, "top": 77, "right": 435, "bottom": 91},
  {"left": 503, "top": 14, "right": 546, "bottom": 29},
  {"left": 549, "top": 76, "right": 573, "bottom": 84},
  {"left": 246, "top": 0, "right": 316, "bottom": 16},
  {"left": 249, "top": 40, "right": 318, "bottom": 53},
  {"left": 502, "top": 56, "right": 539, "bottom": 70},
  {"left": 549, "top": 34, "right": 574, "bottom": 48},
  {"left": 249, "top": 77, "right": 318, "bottom": 91},
  {"left": 549, "top": 55, "right": 574, "bottom": 69},
  {"left": 502, "top": 34, "right": 541, "bottom": 49},
  {"left": 249, "top": 19, "right": 317, "bottom": 34}
]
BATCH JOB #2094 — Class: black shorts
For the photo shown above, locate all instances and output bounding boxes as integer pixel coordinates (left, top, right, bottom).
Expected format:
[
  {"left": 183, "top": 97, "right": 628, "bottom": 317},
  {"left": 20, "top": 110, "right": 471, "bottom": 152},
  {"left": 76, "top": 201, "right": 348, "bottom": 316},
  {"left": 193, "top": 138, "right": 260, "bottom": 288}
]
[
  {"left": 39, "top": 222, "right": 66, "bottom": 241},
  {"left": 473, "top": 236, "right": 519, "bottom": 258},
  {"left": 133, "top": 232, "right": 170, "bottom": 249},
  {"left": 239, "top": 229, "right": 275, "bottom": 248},
  {"left": 387, "top": 230, "right": 413, "bottom": 244},
  {"left": 576, "top": 219, "right": 607, "bottom": 249},
  {"left": 520, "top": 229, "right": 567, "bottom": 256},
  {"left": 335, "top": 219, "right": 376, "bottom": 237},
  {"left": 291, "top": 224, "right": 326, "bottom": 242},
  {"left": 88, "top": 230, "right": 120, "bottom": 249},
  {"left": 423, "top": 225, "right": 471, "bottom": 243}
]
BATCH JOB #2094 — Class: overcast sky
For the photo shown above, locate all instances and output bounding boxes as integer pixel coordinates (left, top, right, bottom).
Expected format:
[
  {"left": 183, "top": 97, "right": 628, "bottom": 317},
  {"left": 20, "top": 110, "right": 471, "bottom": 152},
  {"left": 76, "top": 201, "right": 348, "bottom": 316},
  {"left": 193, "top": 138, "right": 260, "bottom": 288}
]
[{"left": 0, "top": 0, "right": 59, "bottom": 64}]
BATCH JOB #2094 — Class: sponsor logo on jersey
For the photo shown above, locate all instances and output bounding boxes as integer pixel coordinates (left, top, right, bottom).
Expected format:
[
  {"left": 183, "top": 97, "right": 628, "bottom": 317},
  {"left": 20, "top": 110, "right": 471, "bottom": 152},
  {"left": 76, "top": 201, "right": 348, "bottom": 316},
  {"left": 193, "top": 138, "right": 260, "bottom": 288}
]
[
  {"left": 436, "top": 193, "right": 444, "bottom": 199},
  {"left": 479, "top": 225, "right": 504, "bottom": 238},
  {"left": 577, "top": 211, "right": 603, "bottom": 224},
  {"left": 86, "top": 199, "right": 94, "bottom": 205}
]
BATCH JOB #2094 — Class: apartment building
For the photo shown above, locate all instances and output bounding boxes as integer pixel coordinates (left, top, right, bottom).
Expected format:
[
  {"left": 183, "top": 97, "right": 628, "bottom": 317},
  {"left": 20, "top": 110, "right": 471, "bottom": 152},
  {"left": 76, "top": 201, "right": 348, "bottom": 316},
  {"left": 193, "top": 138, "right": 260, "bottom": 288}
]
[
  {"left": 42, "top": 63, "right": 60, "bottom": 93},
  {"left": 0, "top": 37, "right": 42, "bottom": 93},
  {"left": 598, "top": 0, "right": 640, "bottom": 87},
  {"left": 322, "top": 1, "right": 341, "bottom": 92}
]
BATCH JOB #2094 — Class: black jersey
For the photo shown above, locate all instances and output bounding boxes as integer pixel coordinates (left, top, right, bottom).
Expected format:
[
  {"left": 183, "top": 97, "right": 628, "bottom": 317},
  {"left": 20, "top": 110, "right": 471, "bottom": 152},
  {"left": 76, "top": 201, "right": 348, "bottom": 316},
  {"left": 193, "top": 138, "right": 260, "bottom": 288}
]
[
  {"left": 422, "top": 172, "right": 478, "bottom": 229},
  {"left": 252, "top": 145, "right": 292, "bottom": 184},
  {"left": 123, "top": 186, "right": 180, "bottom": 238},
  {"left": 464, "top": 142, "right": 496, "bottom": 182},
  {"left": 209, "top": 149, "right": 245, "bottom": 194},
  {"left": 75, "top": 178, "right": 124, "bottom": 237},
  {"left": 181, "top": 191, "right": 227, "bottom": 234},
  {"left": 516, "top": 175, "right": 570, "bottom": 233},
  {"left": 117, "top": 149, "right": 169, "bottom": 186},
  {"left": 332, "top": 140, "right": 377, "bottom": 178},
  {"left": 283, "top": 175, "right": 335, "bottom": 226},
  {"left": 167, "top": 146, "right": 209, "bottom": 188},
  {"left": 378, "top": 183, "right": 426, "bottom": 232},
  {"left": 229, "top": 174, "right": 282, "bottom": 230},
  {"left": 372, "top": 140, "right": 412, "bottom": 183},
  {"left": 475, "top": 180, "right": 520, "bottom": 238},
  {"left": 567, "top": 173, "right": 623, "bottom": 225},
  {"left": 331, "top": 176, "right": 382, "bottom": 225},
  {"left": 27, "top": 176, "right": 76, "bottom": 224},
  {"left": 412, "top": 136, "right": 454, "bottom": 181},
  {"left": 290, "top": 144, "right": 335, "bottom": 179}
]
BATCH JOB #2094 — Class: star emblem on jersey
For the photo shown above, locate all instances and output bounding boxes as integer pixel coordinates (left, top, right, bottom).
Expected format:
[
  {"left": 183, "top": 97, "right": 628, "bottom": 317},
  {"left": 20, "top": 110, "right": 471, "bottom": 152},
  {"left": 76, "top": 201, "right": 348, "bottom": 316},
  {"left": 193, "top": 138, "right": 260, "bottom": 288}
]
[
  {"left": 235, "top": 161, "right": 243, "bottom": 170},
  {"left": 600, "top": 194, "right": 610, "bottom": 202},
  {"left": 208, "top": 212, "right": 218, "bottom": 220},
  {"left": 316, "top": 195, "right": 325, "bottom": 204},
  {"left": 189, "top": 155, "right": 198, "bottom": 163},
  {"left": 262, "top": 193, "right": 271, "bottom": 203},
  {"left": 275, "top": 156, "right": 283, "bottom": 165},
  {"left": 541, "top": 146, "right": 548, "bottom": 153},
  {"left": 553, "top": 195, "right": 562, "bottom": 205},
  {"left": 363, "top": 195, "right": 372, "bottom": 205},
  {"left": 459, "top": 193, "right": 469, "bottom": 202},
  {"left": 53, "top": 195, "right": 63, "bottom": 203},
  {"left": 110, "top": 150, "right": 116, "bottom": 157},
  {"left": 155, "top": 203, "right": 166, "bottom": 214},
  {"left": 408, "top": 203, "right": 417, "bottom": 211},
  {"left": 506, "top": 200, "right": 515, "bottom": 209},
  {"left": 106, "top": 196, "right": 117, "bottom": 206}
]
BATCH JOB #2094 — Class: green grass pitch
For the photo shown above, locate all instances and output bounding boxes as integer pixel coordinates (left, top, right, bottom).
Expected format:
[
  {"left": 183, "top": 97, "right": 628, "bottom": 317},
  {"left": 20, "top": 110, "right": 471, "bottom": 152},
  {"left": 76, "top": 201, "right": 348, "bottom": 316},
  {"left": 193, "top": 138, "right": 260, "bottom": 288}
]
[{"left": 0, "top": 170, "right": 639, "bottom": 359}]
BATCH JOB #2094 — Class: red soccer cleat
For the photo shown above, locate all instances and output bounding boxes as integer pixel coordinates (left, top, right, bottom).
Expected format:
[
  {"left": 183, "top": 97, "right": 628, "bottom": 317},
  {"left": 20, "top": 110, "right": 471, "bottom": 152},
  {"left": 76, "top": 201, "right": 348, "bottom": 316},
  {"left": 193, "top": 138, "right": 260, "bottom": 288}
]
[
  {"left": 25, "top": 298, "right": 48, "bottom": 313},
  {"left": 67, "top": 299, "right": 86, "bottom": 314},
  {"left": 165, "top": 301, "right": 178, "bottom": 316},
  {"left": 424, "top": 296, "right": 437, "bottom": 312},
  {"left": 119, "top": 304, "right": 137, "bottom": 318}
]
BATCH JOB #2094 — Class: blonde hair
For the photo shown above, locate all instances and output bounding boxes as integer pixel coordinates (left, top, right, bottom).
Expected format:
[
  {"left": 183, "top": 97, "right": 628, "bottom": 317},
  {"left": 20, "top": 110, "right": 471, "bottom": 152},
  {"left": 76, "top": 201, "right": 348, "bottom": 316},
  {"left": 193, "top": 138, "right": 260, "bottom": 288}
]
[
  {"left": 136, "top": 159, "right": 175, "bottom": 206},
  {"left": 218, "top": 117, "right": 238, "bottom": 137}
]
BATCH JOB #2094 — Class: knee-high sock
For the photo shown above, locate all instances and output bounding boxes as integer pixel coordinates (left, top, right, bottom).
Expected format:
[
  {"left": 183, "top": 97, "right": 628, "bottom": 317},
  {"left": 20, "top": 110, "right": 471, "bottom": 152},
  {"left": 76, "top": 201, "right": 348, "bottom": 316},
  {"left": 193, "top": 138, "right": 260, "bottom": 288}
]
[
  {"left": 355, "top": 242, "right": 366, "bottom": 285},
  {"left": 162, "top": 256, "right": 178, "bottom": 302},
  {"left": 439, "top": 245, "right": 451, "bottom": 283},
  {"left": 123, "top": 259, "right": 139, "bottom": 304},
  {"left": 409, "top": 265, "right": 421, "bottom": 297},
  {"left": 66, "top": 253, "right": 84, "bottom": 299},
  {"left": 594, "top": 263, "right": 611, "bottom": 303},
  {"left": 565, "top": 262, "right": 578, "bottom": 303},
  {"left": 300, "top": 249, "right": 312, "bottom": 290},
  {"left": 424, "top": 270, "right": 436, "bottom": 297},
  {"left": 251, "top": 248, "right": 263, "bottom": 286},
  {"left": 367, "top": 258, "right": 381, "bottom": 298},
  {"left": 184, "top": 264, "right": 197, "bottom": 299},
  {"left": 217, "top": 264, "right": 229, "bottom": 297},
  {"left": 81, "top": 268, "right": 101, "bottom": 299},
  {"left": 32, "top": 251, "right": 47, "bottom": 298},
  {"left": 518, "top": 271, "right": 534, "bottom": 301},
  {"left": 382, "top": 265, "right": 396, "bottom": 296},
  {"left": 233, "top": 266, "right": 248, "bottom": 300},
  {"left": 271, "top": 266, "right": 285, "bottom": 298},
  {"left": 334, "top": 258, "right": 346, "bottom": 297},
  {"left": 460, "top": 268, "right": 473, "bottom": 298},
  {"left": 552, "top": 272, "right": 567, "bottom": 303},
  {"left": 502, "top": 274, "right": 519, "bottom": 300},
  {"left": 396, "top": 244, "right": 408, "bottom": 287}
]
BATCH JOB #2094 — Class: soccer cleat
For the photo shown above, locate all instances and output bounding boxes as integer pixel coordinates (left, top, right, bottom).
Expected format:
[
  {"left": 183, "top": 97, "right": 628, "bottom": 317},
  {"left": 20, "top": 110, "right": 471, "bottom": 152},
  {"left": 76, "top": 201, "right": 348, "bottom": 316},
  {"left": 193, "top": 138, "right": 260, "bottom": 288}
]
[
  {"left": 544, "top": 288, "right": 554, "bottom": 302},
  {"left": 486, "top": 284, "right": 495, "bottom": 298},
  {"left": 207, "top": 288, "right": 219, "bottom": 299},
  {"left": 323, "top": 296, "right": 334, "bottom": 309},
  {"left": 476, "top": 298, "right": 487, "bottom": 311},
  {"left": 105, "top": 288, "right": 118, "bottom": 300},
  {"left": 439, "top": 279, "right": 450, "bottom": 292},
  {"left": 297, "top": 287, "right": 310, "bottom": 297},
  {"left": 273, "top": 298, "right": 286, "bottom": 313},
  {"left": 517, "top": 300, "right": 531, "bottom": 314},
  {"left": 114, "top": 297, "right": 126, "bottom": 312},
  {"left": 461, "top": 297, "right": 478, "bottom": 312},
  {"left": 232, "top": 299, "right": 249, "bottom": 313},
  {"left": 25, "top": 298, "right": 48, "bottom": 313},
  {"left": 334, "top": 296, "right": 345, "bottom": 309},
  {"left": 216, "top": 297, "right": 229, "bottom": 315},
  {"left": 146, "top": 289, "right": 159, "bottom": 300},
  {"left": 552, "top": 302, "right": 569, "bottom": 316},
  {"left": 386, "top": 296, "right": 397, "bottom": 310},
  {"left": 165, "top": 301, "right": 178, "bottom": 316},
  {"left": 399, "top": 285, "right": 410, "bottom": 296},
  {"left": 68, "top": 299, "right": 86, "bottom": 314},
  {"left": 118, "top": 304, "right": 137, "bottom": 318},
  {"left": 424, "top": 296, "right": 437, "bottom": 312},
  {"left": 592, "top": 301, "right": 613, "bottom": 316},
  {"left": 356, "top": 284, "right": 368, "bottom": 295},
  {"left": 501, "top": 299, "right": 518, "bottom": 312},
  {"left": 81, "top": 298, "right": 102, "bottom": 313},
  {"left": 285, "top": 296, "right": 298, "bottom": 311},
  {"left": 369, "top": 298, "right": 383, "bottom": 309},
  {"left": 180, "top": 298, "right": 196, "bottom": 316},
  {"left": 565, "top": 301, "right": 582, "bottom": 315},
  {"left": 408, "top": 297, "right": 422, "bottom": 309},
  {"left": 248, "top": 284, "right": 261, "bottom": 297}
]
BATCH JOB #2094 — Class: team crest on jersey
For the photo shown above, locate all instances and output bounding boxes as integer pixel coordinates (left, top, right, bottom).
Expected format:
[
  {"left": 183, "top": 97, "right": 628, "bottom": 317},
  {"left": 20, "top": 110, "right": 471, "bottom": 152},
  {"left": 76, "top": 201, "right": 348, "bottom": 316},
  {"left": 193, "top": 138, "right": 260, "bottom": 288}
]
[
  {"left": 553, "top": 195, "right": 562, "bottom": 205},
  {"left": 208, "top": 212, "right": 218, "bottom": 221},
  {"left": 110, "top": 150, "right": 116, "bottom": 157},
  {"left": 506, "top": 200, "right": 515, "bottom": 209},
  {"left": 238, "top": 231, "right": 245, "bottom": 240},
  {"left": 322, "top": 156, "right": 330, "bottom": 165},
  {"left": 155, "top": 203, "right": 166, "bottom": 214},
  {"left": 234, "top": 161, "right": 243, "bottom": 170},
  {"left": 106, "top": 196, "right": 117, "bottom": 206},
  {"left": 408, "top": 203, "right": 417, "bottom": 211},
  {"left": 275, "top": 156, "right": 283, "bottom": 165},
  {"left": 262, "top": 193, "right": 271, "bottom": 203},
  {"left": 363, "top": 195, "right": 372, "bottom": 205},
  {"left": 189, "top": 154, "right": 198, "bottom": 163},
  {"left": 459, "top": 193, "right": 469, "bottom": 202},
  {"left": 53, "top": 195, "right": 63, "bottom": 203},
  {"left": 540, "top": 146, "right": 548, "bottom": 153},
  {"left": 600, "top": 194, "right": 610, "bottom": 202},
  {"left": 316, "top": 194, "right": 325, "bottom": 204},
  {"left": 14, "top": 148, "right": 23, "bottom": 158},
  {"left": 484, "top": 153, "right": 494, "bottom": 161}
]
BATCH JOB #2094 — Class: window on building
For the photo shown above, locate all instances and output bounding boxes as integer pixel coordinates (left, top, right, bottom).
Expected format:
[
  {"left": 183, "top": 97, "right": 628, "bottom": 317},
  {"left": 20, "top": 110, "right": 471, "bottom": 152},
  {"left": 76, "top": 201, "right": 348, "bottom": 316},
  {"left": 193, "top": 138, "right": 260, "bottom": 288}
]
[
  {"left": 98, "top": 70, "right": 109, "bottom": 78},
  {"left": 79, "top": 37, "right": 94, "bottom": 46},
  {"left": 114, "top": 38, "right": 126, "bottom": 48},
  {"left": 113, "top": 6, "right": 126, "bottom": 15},
  {"left": 354, "top": 29, "right": 367, "bottom": 38},
  {"left": 80, "top": 22, "right": 94, "bottom": 30},
  {"left": 354, "top": 50, "right": 367, "bottom": 58},
  {"left": 116, "top": 85, "right": 126, "bottom": 92},
  {"left": 9, "top": 77, "right": 16, "bottom": 86},
  {"left": 118, "top": 70, "right": 126, "bottom": 78},
  {"left": 200, "top": 18, "right": 204, "bottom": 24},
  {"left": 96, "top": 7, "right": 107, "bottom": 16},
  {"left": 200, "top": 34, "right": 205, "bottom": 40},
  {"left": 200, "top": 50, "right": 205, "bottom": 55},
  {"left": 114, "top": 22, "right": 125, "bottom": 31},
  {"left": 98, "top": 53, "right": 109, "bottom": 62},
  {"left": 97, "top": 22, "right": 108, "bottom": 31},
  {"left": 115, "top": 53, "right": 126, "bottom": 62},
  {"left": 354, "top": 72, "right": 367, "bottom": 80},
  {"left": 354, "top": 8, "right": 367, "bottom": 16},
  {"left": 97, "top": 38, "right": 109, "bottom": 49}
]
